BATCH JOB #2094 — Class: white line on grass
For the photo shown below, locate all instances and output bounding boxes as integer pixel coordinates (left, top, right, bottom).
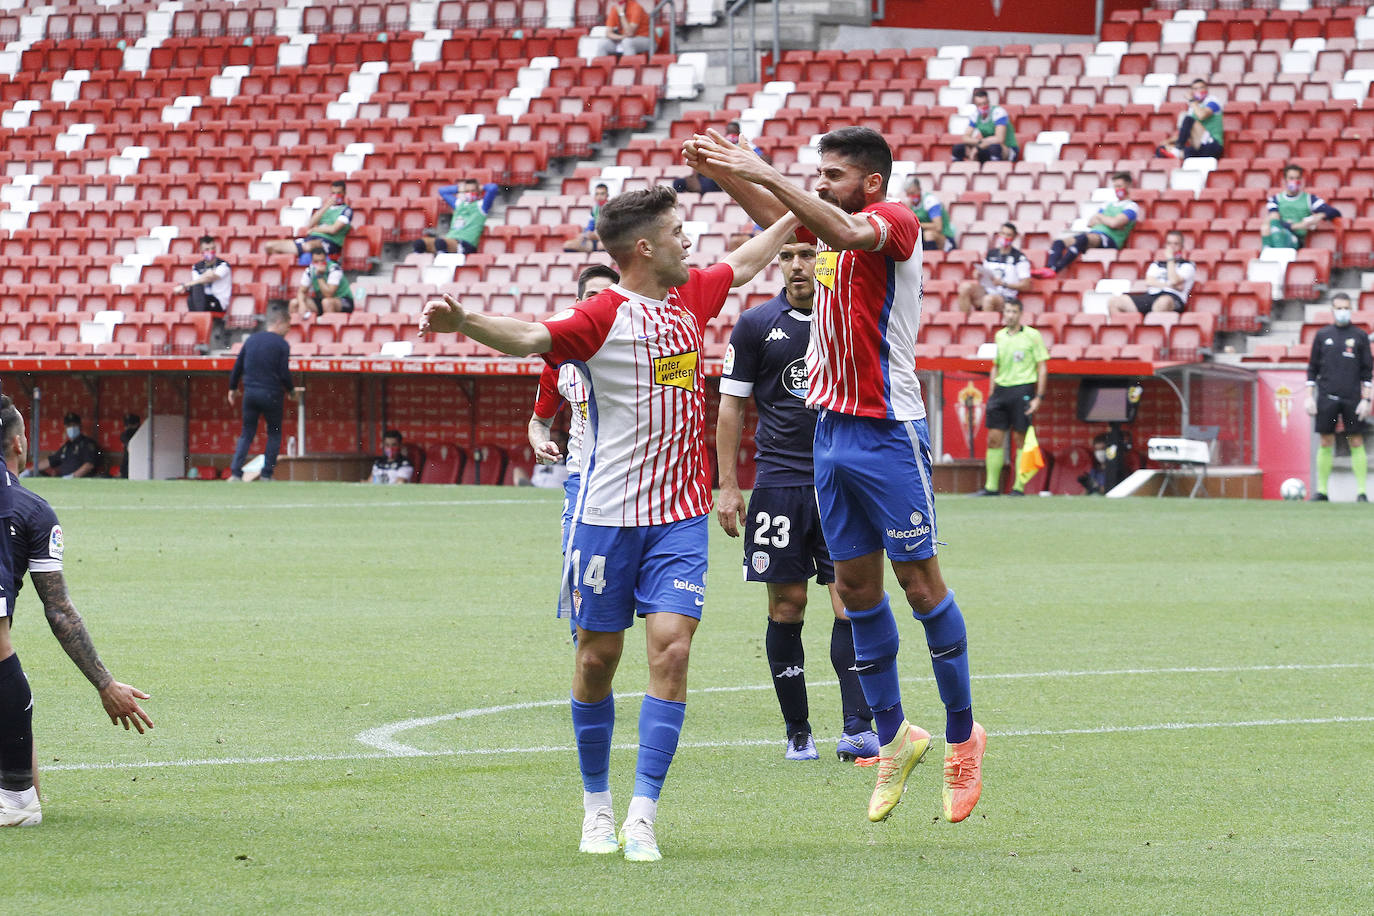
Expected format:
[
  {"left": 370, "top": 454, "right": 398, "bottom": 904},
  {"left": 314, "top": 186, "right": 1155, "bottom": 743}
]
[
  {"left": 42, "top": 715, "right": 1374, "bottom": 773},
  {"left": 46, "top": 498, "right": 538, "bottom": 512},
  {"left": 358, "top": 662, "right": 1374, "bottom": 755}
]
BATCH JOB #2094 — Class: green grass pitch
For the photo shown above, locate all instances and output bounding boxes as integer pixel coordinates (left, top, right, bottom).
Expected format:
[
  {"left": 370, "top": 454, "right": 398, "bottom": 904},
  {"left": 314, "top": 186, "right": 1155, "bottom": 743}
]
[{"left": 7, "top": 480, "right": 1372, "bottom": 914}]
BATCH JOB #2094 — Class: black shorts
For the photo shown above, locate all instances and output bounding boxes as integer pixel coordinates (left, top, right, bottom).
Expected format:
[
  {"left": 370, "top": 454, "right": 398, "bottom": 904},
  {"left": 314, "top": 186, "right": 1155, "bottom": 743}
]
[
  {"left": 742, "top": 485, "right": 834, "bottom": 585},
  {"left": 434, "top": 237, "right": 478, "bottom": 255},
  {"left": 986, "top": 383, "right": 1036, "bottom": 433},
  {"left": 310, "top": 295, "right": 355, "bottom": 315},
  {"left": 1128, "top": 291, "right": 1185, "bottom": 314},
  {"left": 1315, "top": 393, "right": 1365, "bottom": 435},
  {"left": 299, "top": 236, "right": 343, "bottom": 257}
]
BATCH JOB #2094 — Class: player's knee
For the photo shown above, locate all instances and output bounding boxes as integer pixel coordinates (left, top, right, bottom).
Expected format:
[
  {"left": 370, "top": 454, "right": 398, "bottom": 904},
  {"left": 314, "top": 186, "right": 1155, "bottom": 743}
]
[
  {"left": 1074, "top": 233, "right": 1091, "bottom": 250},
  {"left": 767, "top": 587, "right": 807, "bottom": 624},
  {"left": 896, "top": 569, "right": 947, "bottom": 616},
  {"left": 983, "top": 293, "right": 1004, "bottom": 311},
  {"left": 648, "top": 635, "right": 692, "bottom": 679}
]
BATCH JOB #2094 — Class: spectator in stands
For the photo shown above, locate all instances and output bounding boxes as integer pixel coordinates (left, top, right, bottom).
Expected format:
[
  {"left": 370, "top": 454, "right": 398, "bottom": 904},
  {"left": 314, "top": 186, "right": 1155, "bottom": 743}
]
[
  {"left": 32, "top": 412, "right": 99, "bottom": 478},
  {"left": 264, "top": 180, "right": 354, "bottom": 265},
  {"left": 1107, "top": 230, "right": 1196, "bottom": 314},
  {"left": 227, "top": 306, "right": 297, "bottom": 483},
  {"left": 1305, "top": 293, "right": 1372, "bottom": 502},
  {"left": 291, "top": 249, "right": 354, "bottom": 322},
  {"left": 174, "top": 235, "right": 231, "bottom": 313},
  {"left": 957, "top": 222, "right": 1031, "bottom": 314},
  {"left": 1078, "top": 433, "right": 1110, "bottom": 495},
  {"left": 415, "top": 179, "right": 500, "bottom": 256},
  {"left": 951, "top": 89, "right": 1018, "bottom": 162},
  {"left": 564, "top": 183, "right": 610, "bottom": 253},
  {"left": 1033, "top": 172, "right": 1141, "bottom": 278},
  {"left": 1157, "top": 78, "right": 1224, "bottom": 160},
  {"left": 597, "top": 1, "right": 653, "bottom": 56},
  {"left": 367, "top": 429, "right": 415, "bottom": 485},
  {"left": 1264, "top": 164, "right": 1341, "bottom": 249},
  {"left": 904, "top": 177, "right": 956, "bottom": 252}
]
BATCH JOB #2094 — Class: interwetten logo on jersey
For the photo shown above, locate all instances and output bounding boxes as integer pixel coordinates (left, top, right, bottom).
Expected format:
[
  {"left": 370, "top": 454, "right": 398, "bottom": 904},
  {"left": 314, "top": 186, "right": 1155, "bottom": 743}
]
[
  {"left": 652, "top": 351, "right": 698, "bottom": 390},
  {"left": 814, "top": 251, "right": 838, "bottom": 290}
]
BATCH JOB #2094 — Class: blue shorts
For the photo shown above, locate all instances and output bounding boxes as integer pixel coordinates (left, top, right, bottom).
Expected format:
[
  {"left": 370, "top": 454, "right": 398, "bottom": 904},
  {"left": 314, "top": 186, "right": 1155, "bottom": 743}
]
[
  {"left": 560, "top": 472, "right": 581, "bottom": 555},
  {"left": 743, "top": 485, "right": 834, "bottom": 585},
  {"left": 813, "top": 410, "right": 938, "bottom": 563},
  {"left": 560, "top": 515, "right": 709, "bottom": 633}
]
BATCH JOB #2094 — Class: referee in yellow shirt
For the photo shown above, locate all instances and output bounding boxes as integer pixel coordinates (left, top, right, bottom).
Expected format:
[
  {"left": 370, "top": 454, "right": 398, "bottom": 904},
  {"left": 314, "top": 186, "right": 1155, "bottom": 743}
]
[{"left": 976, "top": 300, "right": 1048, "bottom": 496}]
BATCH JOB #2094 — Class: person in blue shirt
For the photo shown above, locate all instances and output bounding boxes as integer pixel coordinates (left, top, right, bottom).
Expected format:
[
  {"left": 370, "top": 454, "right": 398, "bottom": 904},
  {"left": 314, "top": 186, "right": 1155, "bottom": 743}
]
[
  {"left": 227, "top": 307, "right": 297, "bottom": 482},
  {"left": 715, "top": 235, "right": 878, "bottom": 763}
]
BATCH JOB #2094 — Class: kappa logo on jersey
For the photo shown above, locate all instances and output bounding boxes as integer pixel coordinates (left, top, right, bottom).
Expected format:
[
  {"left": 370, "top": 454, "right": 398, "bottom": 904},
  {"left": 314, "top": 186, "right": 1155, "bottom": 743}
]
[
  {"left": 782, "top": 357, "right": 808, "bottom": 400},
  {"left": 814, "top": 250, "right": 838, "bottom": 291},
  {"left": 652, "top": 350, "right": 698, "bottom": 391},
  {"left": 751, "top": 551, "right": 770, "bottom": 574},
  {"left": 48, "top": 525, "right": 63, "bottom": 560},
  {"left": 765, "top": 328, "right": 790, "bottom": 342}
]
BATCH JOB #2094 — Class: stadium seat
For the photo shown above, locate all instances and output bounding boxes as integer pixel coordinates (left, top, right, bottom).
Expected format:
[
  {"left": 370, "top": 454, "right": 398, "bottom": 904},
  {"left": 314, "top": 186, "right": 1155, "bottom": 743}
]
[{"left": 419, "top": 443, "right": 467, "bottom": 484}]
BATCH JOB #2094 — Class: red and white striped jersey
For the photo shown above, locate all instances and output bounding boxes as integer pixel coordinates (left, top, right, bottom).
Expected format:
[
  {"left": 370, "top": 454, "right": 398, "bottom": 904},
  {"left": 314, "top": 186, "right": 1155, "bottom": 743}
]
[
  {"left": 533, "top": 362, "right": 589, "bottom": 474},
  {"left": 541, "top": 263, "right": 734, "bottom": 527},
  {"left": 805, "top": 201, "right": 926, "bottom": 420}
]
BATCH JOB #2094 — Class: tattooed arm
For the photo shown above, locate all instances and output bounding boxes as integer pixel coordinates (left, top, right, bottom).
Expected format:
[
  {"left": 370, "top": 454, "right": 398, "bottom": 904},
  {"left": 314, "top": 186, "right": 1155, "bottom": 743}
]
[{"left": 32, "top": 571, "right": 154, "bottom": 733}]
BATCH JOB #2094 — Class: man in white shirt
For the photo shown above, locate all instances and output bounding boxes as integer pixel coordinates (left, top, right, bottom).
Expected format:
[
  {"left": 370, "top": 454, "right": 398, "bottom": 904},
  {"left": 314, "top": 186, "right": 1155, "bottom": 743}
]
[
  {"left": 1108, "top": 230, "right": 1196, "bottom": 313},
  {"left": 174, "top": 235, "right": 232, "bottom": 312}
]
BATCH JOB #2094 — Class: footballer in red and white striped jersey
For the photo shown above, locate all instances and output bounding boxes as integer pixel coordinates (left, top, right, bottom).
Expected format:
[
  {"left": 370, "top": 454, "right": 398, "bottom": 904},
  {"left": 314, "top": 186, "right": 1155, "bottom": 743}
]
[
  {"left": 534, "top": 362, "right": 590, "bottom": 474},
  {"left": 805, "top": 200, "right": 926, "bottom": 421},
  {"left": 541, "top": 262, "right": 735, "bottom": 527}
]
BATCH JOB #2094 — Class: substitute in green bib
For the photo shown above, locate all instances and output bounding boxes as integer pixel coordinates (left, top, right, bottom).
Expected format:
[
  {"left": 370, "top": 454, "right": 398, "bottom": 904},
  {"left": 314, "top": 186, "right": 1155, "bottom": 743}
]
[
  {"left": 264, "top": 179, "right": 354, "bottom": 264},
  {"left": 414, "top": 179, "right": 500, "bottom": 255},
  {"left": 976, "top": 300, "right": 1049, "bottom": 497},
  {"left": 1264, "top": 164, "right": 1341, "bottom": 249},
  {"left": 291, "top": 249, "right": 354, "bottom": 321},
  {"left": 904, "top": 176, "right": 957, "bottom": 252},
  {"left": 1035, "top": 172, "right": 1141, "bottom": 278},
  {"left": 952, "top": 88, "right": 1018, "bottom": 162},
  {"left": 1157, "top": 78, "right": 1224, "bottom": 160}
]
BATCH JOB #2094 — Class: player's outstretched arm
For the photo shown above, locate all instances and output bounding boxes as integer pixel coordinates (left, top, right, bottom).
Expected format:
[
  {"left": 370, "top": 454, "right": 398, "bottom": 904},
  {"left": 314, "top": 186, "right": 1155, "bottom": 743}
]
[
  {"left": 31, "top": 571, "right": 154, "bottom": 733},
  {"left": 722, "top": 212, "right": 801, "bottom": 287},
  {"left": 694, "top": 130, "right": 875, "bottom": 252},
  {"left": 421, "top": 293, "right": 552, "bottom": 356},
  {"left": 714, "top": 393, "right": 749, "bottom": 537}
]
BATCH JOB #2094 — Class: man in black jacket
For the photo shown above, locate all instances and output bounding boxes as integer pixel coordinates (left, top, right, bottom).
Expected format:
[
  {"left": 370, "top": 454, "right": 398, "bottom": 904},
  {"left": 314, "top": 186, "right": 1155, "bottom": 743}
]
[
  {"left": 1305, "top": 293, "right": 1372, "bottom": 502},
  {"left": 227, "top": 308, "right": 297, "bottom": 482}
]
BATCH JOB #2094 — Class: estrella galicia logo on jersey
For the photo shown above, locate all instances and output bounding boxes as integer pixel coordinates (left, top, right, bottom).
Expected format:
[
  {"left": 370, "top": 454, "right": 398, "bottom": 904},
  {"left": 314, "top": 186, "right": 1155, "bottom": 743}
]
[
  {"left": 49, "top": 525, "right": 63, "bottom": 560},
  {"left": 752, "top": 551, "right": 770, "bottom": 574},
  {"left": 723, "top": 343, "right": 736, "bottom": 376},
  {"left": 652, "top": 351, "right": 698, "bottom": 391},
  {"left": 814, "top": 251, "right": 838, "bottom": 291},
  {"left": 783, "top": 357, "right": 808, "bottom": 400}
]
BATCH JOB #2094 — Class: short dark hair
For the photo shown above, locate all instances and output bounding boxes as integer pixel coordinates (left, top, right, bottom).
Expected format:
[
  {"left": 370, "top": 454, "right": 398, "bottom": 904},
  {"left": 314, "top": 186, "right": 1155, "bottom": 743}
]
[
  {"left": 1110, "top": 171, "right": 1133, "bottom": 185},
  {"left": 63, "top": 411, "right": 81, "bottom": 425},
  {"left": 1284, "top": 163, "right": 1304, "bottom": 178},
  {"left": 972, "top": 88, "right": 989, "bottom": 101},
  {"left": 199, "top": 235, "right": 215, "bottom": 247},
  {"left": 595, "top": 186, "right": 678, "bottom": 262},
  {"left": 1332, "top": 292, "right": 1352, "bottom": 306},
  {"left": 1002, "top": 221, "right": 1018, "bottom": 236},
  {"left": 817, "top": 126, "right": 893, "bottom": 193},
  {"left": 383, "top": 429, "right": 403, "bottom": 443},
  {"left": 594, "top": 183, "right": 609, "bottom": 193},
  {"left": 0, "top": 396, "right": 21, "bottom": 454},
  {"left": 266, "top": 304, "right": 290, "bottom": 326},
  {"left": 1165, "top": 229, "right": 1185, "bottom": 244},
  {"left": 311, "top": 247, "right": 328, "bottom": 259},
  {"left": 330, "top": 180, "right": 346, "bottom": 192},
  {"left": 577, "top": 264, "right": 620, "bottom": 299},
  {"left": 1191, "top": 77, "right": 1207, "bottom": 86}
]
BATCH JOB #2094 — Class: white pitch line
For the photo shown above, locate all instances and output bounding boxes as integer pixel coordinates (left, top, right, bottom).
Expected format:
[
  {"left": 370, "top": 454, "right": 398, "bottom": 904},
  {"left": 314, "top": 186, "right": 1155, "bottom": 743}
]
[
  {"left": 356, "top": 662, "right": 1374, "bottom": 755},
  {"left": 45, "top": 498, "right": 540, "bottom": 512},
  {"left": 42, "top": 716, "right": 1374, "bottom": 773}
]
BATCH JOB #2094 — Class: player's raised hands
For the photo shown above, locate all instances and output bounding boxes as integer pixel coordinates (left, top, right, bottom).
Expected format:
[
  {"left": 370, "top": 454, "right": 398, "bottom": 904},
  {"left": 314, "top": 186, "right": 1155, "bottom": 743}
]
[
  {"left": 99, "top": 681, "right": 154, "bottom": 734},
  {"left": 420, "top": 293, "right": 466, "bottom": 335},
  {"left": 692, "top": 129, "right": 777, "bottom": 186}
]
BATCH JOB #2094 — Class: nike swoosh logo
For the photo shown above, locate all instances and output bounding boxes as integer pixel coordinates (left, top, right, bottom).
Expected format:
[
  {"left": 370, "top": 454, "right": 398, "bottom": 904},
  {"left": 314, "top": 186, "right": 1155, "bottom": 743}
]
[
  {"left": 904, "top": 541, "right": 926, "bottom": 551},
  {"left": 851, "top": 663, "right": 876, "bottom": 674},
  {"left": 931, "top": 646, "right": 961, "bottom": 659},
  {"left": 694, "top": 597, "right": 704, "bottom": 606}
]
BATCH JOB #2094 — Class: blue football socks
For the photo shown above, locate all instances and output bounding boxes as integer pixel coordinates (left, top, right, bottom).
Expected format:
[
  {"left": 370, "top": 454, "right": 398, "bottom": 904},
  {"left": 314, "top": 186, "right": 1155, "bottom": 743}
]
[
  {"left": 570, "top": 693, "right": 615, "bottom": 794},
  {"left": 633, "top": 694, "right": 685, "bottom": 801},
  {"left": 846, "top": 595, "right": 905, "bottom": 745},
  {"left": 916, "top": 591, "right": 974, "bottom": 744}
]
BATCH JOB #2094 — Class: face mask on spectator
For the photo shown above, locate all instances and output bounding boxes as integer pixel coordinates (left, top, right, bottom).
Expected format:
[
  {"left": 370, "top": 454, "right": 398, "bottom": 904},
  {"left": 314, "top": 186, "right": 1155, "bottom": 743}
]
[
  {"left": 1094, "top": 448, "right": 1107, "bottom": 464},
  {"left": 1115, "top": 188, "right": 1128, "bottom": 200},
  {"left": 65, "top": 425, "right": 80, "bottom": 441},
  {"left": 996, "top": 236, "right": 1013, "bottom": 249},
  {"left": 384, "top": 446, "right": 399, "bottom": 460},
  {"left": 1286, "top": 180, "right": 1301, "bottom": 194},
  {"left": 976, "top": 106, "right": 990, "bottom": 120},
  {"left": 1334, "top": 307, "right": 1352, "bottom": 326},
  {"left": 1193, "top": 90, "right": 1207, "bottom": 101},
  {"left": 202, "top": 249, "right": 216, "bottom": 261},
  {"left": 725, "top": 133, "right": 740, "bottom": 144}
]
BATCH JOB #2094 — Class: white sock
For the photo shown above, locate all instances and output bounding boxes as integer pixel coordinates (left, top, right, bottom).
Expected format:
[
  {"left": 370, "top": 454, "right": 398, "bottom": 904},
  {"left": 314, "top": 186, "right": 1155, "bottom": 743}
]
[
  {"left": 626, "top": 795, "right": 657, "bottom": 824},
  {"left": 583, "top": 790, "right": 612, "bottom": 813},
  {"left": 0, "top": 786, "right": 36, "bottom": 808}
]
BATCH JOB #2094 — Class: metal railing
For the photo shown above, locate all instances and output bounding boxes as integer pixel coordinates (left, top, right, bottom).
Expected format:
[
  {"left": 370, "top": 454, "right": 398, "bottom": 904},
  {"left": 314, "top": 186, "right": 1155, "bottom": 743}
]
[
  {"left": 726, "top": 0, "right": 780, "bottom": 85},
  {"left": 651, "top": 0, "right": 678, "bottom": 58}
]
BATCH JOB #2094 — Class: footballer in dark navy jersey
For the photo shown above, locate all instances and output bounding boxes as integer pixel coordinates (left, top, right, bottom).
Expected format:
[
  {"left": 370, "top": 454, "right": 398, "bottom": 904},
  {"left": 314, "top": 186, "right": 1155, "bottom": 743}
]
[
  {"left": 715, "top": 237, "right": 877, "bottom": 762},
  {"left": 0, "top": 394, "right": 153, "bottom": 827}
]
